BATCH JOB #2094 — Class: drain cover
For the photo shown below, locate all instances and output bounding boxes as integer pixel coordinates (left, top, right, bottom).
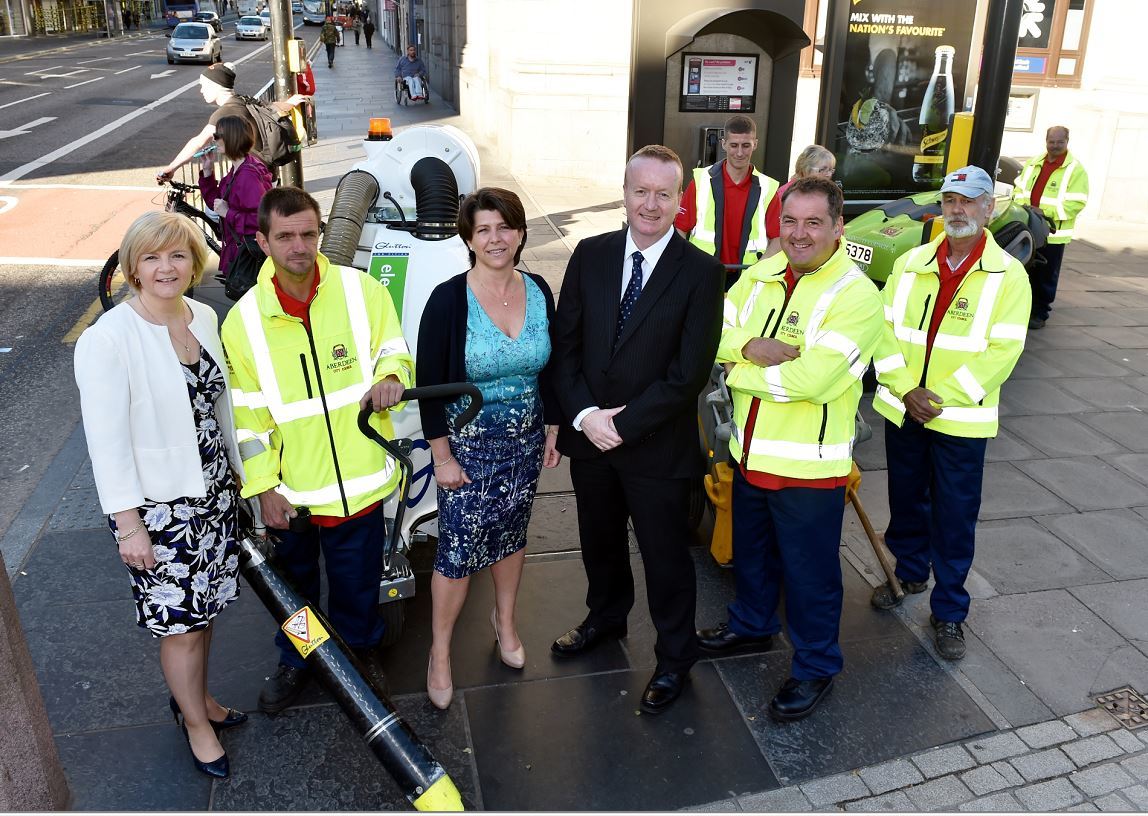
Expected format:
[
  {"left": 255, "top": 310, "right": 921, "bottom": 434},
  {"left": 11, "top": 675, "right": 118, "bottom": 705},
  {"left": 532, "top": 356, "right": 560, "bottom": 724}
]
[{"left": 1094, "top": 686, "right": 1148, "bottom": 730}]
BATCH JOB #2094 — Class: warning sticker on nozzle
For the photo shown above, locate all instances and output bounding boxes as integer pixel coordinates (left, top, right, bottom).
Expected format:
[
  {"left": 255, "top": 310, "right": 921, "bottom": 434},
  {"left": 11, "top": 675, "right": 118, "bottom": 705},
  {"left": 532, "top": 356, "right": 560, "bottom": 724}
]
[{"left": 282, "top": 606, "right": 330, "bottom": 658}]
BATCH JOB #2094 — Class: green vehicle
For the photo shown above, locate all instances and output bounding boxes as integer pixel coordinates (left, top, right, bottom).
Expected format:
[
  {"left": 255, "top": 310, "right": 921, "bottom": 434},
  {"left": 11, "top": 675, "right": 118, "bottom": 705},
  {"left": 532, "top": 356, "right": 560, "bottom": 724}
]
[{"left": 842, "top": 162, "right": 1053, "bottom": 287}]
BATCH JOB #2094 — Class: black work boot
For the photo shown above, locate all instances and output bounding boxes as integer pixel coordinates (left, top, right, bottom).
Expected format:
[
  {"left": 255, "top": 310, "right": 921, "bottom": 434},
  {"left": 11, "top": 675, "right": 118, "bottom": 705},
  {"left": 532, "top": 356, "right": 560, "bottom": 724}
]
[
  {"left": 930, "top": 615, "right": 967, "bottom": 660},
  {"left": 870, "top": 579, "right": 928, "bottom": 610},
  {"left": 258, "top": 665, "right": 309, "bottom": 714}
]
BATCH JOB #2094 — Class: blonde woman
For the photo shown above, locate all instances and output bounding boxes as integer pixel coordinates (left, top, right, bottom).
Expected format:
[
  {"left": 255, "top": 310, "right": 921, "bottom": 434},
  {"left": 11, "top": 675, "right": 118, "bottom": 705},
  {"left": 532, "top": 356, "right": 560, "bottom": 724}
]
[{"left": 74, "top": 211, "right": 245, "bottom": 779}]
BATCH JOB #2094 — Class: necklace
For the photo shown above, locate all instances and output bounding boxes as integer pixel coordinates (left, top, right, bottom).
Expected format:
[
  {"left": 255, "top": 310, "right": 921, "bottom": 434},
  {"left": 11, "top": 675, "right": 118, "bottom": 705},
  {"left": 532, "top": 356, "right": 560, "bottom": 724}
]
[
  {"left": 474, "top": 271, "right": 517, "bottom": 307},
  {"left": 137, "top": 297, "right": 195, "bottom": 355}
]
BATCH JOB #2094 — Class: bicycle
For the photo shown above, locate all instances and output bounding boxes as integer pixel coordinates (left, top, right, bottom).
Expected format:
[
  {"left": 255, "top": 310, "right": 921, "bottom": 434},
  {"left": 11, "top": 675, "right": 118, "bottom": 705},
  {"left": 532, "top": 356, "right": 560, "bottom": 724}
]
[{"left": 98, "top": 180, "right": 223, "bottom": 311}]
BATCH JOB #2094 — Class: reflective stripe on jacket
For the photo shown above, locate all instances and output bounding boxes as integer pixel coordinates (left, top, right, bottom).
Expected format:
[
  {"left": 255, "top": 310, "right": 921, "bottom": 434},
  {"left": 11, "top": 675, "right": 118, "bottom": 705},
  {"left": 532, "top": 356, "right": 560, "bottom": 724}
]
[
  {"left": 689, "top": 163, "right": 780, "bottom": 265},
  {"left": 1011, "top": 151, "right": 1089, "bottom": 244},
  {"left": 221, "top": 253, "right": 414, "bottom": 516},
  {"left": 718, "top": 241, "right": 884, "bottom": 479},
  {"left": 872, "top": 231, "right": 1030, "bottom": 438}
]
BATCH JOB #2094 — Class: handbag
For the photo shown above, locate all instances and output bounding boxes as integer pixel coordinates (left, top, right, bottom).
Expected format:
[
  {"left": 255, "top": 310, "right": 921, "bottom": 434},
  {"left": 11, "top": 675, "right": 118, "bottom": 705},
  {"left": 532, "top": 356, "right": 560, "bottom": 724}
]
[{"left": 219, "top": 165, "right": 267, "bottom": 301}]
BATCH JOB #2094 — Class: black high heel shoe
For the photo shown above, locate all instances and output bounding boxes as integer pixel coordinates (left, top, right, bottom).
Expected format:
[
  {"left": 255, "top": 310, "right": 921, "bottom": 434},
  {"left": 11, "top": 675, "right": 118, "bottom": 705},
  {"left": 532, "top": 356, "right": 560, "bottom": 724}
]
[
  {"left": 169, "top": 696, "right": 249, "bottom": 732},
  {"left": 184, "top": 727, "right": 230, "bottom": 779}
]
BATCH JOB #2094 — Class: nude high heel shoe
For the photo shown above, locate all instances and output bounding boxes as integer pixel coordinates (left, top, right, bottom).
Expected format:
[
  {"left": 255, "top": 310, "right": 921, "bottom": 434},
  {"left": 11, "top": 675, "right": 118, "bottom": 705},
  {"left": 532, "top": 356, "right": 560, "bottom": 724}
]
[
  {"left": 427, "top": 656, "right": 453, "bottom": 710},
  {"left": 491, "top": 608, "right": 526, "bottom": 669}
]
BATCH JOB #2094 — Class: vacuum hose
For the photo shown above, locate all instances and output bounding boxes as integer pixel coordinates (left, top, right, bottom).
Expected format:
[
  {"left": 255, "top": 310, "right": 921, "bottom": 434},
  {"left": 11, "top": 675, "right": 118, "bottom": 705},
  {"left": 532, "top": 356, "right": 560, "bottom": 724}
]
[
  {"left": 409, "top": 157, "right": 458, "bottom": 241},
  {"left": 321, "top": 169, "right": 380, "bottom": 266}
]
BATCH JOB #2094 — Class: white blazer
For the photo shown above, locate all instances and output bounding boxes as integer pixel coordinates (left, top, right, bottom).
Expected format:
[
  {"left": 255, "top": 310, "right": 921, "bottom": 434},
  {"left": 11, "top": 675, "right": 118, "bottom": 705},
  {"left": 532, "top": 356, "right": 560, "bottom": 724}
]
[{"left": 74, "top": 298, "right": 244, "bottom": 515}]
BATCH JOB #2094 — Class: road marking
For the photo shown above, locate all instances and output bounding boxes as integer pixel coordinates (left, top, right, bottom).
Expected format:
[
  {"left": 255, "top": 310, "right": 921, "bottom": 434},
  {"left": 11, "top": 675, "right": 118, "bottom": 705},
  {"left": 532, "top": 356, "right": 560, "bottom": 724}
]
[
  {"left": 0, "top": 117, "right": 57, "bottom": 141},
  {"left": 0, "top": 257, "right": 106, "bottom": 266},
  {"left": 64, "top": 297, "right": 109, "bottom": 345},
  {"left": 114, "top": 65, "right": 142, "bottom": 75},
  {"left": 0, "top": 45, "right": 269, "bottom": 184},
  {"left": 24, "top": 65, "right": 63, "bottom": 75},
  {"left": 0, "top": 196, "right": 16, "bottom": 214},
  {"left": 65, "top": 77, "right": 105, "bottom": 89},
  {"left": 124, "top": 50, "right": 158, "bottom": 56},
  {"left": 150, "top": 69, "right": 176, "bottom": 79},
  {"left": 0, "top": 93, "right": 51, "bottom": 110},
  {"left": 0, "top": 182, "right": 157, "bottom": 191},
  {"left": 37, "top": 69, "right": 90, "bottom": 79},
  {"left": 76, "top": 56, "right": 115, "bottom": 64}
]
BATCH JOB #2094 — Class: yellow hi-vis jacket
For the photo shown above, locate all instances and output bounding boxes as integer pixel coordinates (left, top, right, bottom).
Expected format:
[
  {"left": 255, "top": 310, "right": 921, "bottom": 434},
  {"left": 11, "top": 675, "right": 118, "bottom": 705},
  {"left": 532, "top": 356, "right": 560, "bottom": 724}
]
[
  {"left": 221, "top": 253, "right": 414, "bottom": 517},
  {"left": 872, "top": 231, "right": 1030, "bottom": 439},
  {"left": 689, "top": 163, "right": 780, "bottom": 265},
  {"left": 719, "top": 241, "right": 884, "bottom": 479},
  {"left": 1011, "top": 150, "right": 1089, "bottom": 244}
]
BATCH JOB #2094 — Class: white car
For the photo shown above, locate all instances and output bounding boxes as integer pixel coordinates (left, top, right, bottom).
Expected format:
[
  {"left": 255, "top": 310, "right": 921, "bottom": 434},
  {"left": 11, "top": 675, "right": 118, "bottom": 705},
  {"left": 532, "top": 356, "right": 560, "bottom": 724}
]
[
  {"left": 166, "top": 22, "right": 222, "bottom": 64},
  {"left": 235, "top": 14, "right": 266, "bottom": 40},
  {"left": 259, "top": 9, "right": 271, "bottom": 29}
]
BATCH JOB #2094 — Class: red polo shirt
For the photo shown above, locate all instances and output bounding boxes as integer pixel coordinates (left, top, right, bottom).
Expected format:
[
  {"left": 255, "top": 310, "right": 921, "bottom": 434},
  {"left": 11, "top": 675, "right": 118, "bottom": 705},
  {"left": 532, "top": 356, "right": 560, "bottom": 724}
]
[
  {"left": 738, "top": 265, "right": 849, "bottom": 491},
  {"left": 274, "top": 267, "right": 380, "bottom": 528},
  {"left": 676, "top": 161, "right": 755, "bottom": 266},
  {"left": 1030, "top": 152, "right": 1066, "bottom": 207},
  {"left": 925, "top": 232, "right": 988, "bottom": 369}
]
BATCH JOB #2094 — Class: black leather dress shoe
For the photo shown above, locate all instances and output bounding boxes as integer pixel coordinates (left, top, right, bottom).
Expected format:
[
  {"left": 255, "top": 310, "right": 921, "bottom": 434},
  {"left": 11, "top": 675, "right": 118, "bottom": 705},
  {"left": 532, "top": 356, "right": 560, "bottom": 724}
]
[
  {"left": 551, "top": 621, "right": 627, "bottom": 656},
  {"left": 640, "top": 671, "right": 687, "bottom": 714},
  {"left": 697, "top": 622, "right": 774, "bottom": 654},
  {"left": 258, "top": 665, "right": 310, "bottom": 714},
  {"left": 768, "top": 676, "right": 834, "bottom": 722}
]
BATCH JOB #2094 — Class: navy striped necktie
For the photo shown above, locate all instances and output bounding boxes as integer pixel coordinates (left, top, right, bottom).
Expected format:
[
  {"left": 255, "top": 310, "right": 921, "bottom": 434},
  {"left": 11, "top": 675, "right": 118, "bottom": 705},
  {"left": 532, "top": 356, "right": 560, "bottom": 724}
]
[{"left": 614, "top": 250, "right": 644, "bottom": 349}]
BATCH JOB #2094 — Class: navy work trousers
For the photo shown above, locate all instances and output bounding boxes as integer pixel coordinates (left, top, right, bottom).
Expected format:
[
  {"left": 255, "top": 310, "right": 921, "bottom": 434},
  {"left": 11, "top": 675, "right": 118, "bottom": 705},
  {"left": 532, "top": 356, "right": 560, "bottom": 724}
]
[
  {"left": 884, "top": 419, "right": 987, "bottom": 623},
  {"left": 1030, "top": 241, "right": 1066, "bottom": 321},
  {"left": 271, "top": 503, "right": 388, "bottom": 669},
  {"left": 726, "top": 469, "right": 846, "bottom": 680}
]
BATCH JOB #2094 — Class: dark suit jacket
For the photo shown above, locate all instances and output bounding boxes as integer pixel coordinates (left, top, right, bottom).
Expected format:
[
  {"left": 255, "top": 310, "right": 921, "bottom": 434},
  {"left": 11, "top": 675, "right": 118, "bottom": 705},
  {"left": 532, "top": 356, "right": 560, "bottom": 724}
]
[{"left": 553, "top": 228, "right": 724, "bottom": 479}]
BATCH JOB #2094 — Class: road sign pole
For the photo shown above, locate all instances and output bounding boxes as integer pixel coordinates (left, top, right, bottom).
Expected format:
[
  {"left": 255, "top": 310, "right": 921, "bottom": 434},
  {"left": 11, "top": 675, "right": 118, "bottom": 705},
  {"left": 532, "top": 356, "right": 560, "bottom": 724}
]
[{"left": 268, "top": 0, "right": 302, "bottom": 187}]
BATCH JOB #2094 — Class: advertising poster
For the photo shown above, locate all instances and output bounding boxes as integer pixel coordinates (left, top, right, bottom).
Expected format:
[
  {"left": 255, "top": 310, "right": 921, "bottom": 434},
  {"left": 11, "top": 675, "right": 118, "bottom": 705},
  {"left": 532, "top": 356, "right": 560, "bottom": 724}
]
[
  {"left": 831, "top": 0, "right": 978, "bottom": 202},
  {"left": 680, "top": 54, "right": 758, "bottom": 113}
]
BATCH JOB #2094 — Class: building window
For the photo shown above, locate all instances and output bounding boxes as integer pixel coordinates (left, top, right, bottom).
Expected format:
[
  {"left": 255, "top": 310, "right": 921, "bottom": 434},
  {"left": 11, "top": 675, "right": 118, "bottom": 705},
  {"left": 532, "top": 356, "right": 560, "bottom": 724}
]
[
  {"left": 1013, "top": 0, "right": 1093, "bottom": 88},
  {"left": 799, "top": 0, "right": 828, "bottom": 79}
]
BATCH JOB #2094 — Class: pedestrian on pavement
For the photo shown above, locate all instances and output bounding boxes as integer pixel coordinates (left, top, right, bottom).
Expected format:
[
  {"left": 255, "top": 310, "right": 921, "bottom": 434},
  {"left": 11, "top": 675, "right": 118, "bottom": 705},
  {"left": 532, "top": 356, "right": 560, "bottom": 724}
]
[
  {"left": 197, "top": 115, "right": 272, "bottom": 284},
  {"left": 549, "top": 145, "right": 724, "bottom": 715},
  {"left": 697, "top": 176, "right": 884, "bottom": 722},
  {"left": 761, "top": 144, "right": 837, "bottom": 256},
  {"left": 320, "top": 16, "right": 339, "bottom": 68},
  {"left": 293, "top": 39, "right": 318, "bottom": 144},
  {"left": 416, "top": 187, "right": 563, "bottom": 710},
  {"left": 675, "top": 114, "right": 781, "bottom": 290},
  {"left": 362, "top": 18, "right": 374, "bottom": 48},
  {"left": 1011, "top": 126, "right": 1089, "bottom": 329},
  {"left": 221, "top": 187, "right": 414, "bottom": 715},
  {"left": 351, "top": 16, "right": 362, "bottom": 45},
  {"left": 74, "top": 211, "right": 247, "bottom": 780},
  {"left": 871, "top": 166, "right": 1031, "bottom": 660}
]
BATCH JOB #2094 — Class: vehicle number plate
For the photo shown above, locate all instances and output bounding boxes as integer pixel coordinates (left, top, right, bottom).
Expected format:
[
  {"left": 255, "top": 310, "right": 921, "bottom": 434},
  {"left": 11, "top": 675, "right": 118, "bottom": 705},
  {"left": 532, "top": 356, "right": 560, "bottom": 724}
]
[{"left": 845, "top": 240, "right": 873, "bottom": 267}]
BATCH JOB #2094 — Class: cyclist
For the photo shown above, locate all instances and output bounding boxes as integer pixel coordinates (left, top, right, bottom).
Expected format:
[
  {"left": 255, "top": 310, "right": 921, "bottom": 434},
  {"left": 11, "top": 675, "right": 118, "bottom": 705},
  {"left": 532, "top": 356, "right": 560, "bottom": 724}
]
[{"left": 395, "top": 44, "right": 428, "bottom": 100}]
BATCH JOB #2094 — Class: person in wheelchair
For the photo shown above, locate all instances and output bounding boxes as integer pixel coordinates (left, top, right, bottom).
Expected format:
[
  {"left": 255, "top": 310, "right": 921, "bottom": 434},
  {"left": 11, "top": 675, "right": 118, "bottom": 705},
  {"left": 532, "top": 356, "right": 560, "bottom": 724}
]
[{"left": 395, "top": 44, "right": 428, "bottom": 100}]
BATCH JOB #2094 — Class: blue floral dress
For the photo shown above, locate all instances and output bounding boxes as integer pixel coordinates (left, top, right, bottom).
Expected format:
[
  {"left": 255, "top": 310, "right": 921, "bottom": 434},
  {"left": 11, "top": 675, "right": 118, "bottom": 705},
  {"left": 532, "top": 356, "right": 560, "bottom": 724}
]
[
  {"left": 109, "top": 349, "right": 241, "bottom": 637},
  {"left": 435, "top": 274, "right": 551, "bottom": 579}
]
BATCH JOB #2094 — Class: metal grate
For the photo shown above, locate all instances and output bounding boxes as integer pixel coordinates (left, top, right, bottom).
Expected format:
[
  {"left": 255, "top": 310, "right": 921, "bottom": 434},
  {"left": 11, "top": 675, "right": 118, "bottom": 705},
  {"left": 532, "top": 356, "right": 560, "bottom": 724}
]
[{"left": 1094, "top": 686, "right": 1148, "bottom": 730}]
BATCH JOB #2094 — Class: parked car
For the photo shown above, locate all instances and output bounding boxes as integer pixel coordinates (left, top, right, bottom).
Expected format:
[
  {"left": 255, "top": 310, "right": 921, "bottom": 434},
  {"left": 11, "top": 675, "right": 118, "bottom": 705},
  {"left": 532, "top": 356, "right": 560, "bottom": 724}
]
[
  {"left": 235, "top": 14, "right": 267, "bottom": 40},
  {"left": 259, "top": 8, "right": 271, "bottom": 28},
  {"left": 166, "top": 22, "right": 222, "bottom": 64},
  {"left": 192, "top": 11, "right": 222, "bottom": 31}
]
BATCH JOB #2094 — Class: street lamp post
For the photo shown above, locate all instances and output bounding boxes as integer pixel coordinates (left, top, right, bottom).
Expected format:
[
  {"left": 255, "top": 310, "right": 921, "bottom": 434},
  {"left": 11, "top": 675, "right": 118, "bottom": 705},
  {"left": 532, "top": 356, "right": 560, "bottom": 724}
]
[{"left": 268, "top": 0, "right": 303, "bottom": 187}]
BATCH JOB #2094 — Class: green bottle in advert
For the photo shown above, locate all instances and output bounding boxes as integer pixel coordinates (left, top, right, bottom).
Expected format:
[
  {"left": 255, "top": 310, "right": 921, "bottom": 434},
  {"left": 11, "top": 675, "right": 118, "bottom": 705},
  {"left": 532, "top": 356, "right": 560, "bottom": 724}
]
[{"left": 913, "top": 45, "right": 955, "bottom": 188}]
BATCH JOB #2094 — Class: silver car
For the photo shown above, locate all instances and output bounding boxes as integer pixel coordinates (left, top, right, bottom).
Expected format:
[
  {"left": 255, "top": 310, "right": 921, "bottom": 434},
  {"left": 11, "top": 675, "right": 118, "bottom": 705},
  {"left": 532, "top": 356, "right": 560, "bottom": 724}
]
[
  {"left": 235, "top": 14, "right": 267, "bottom": 40},
  {"left": 166, "top": 22, "right": 222, "bottom": 64}
]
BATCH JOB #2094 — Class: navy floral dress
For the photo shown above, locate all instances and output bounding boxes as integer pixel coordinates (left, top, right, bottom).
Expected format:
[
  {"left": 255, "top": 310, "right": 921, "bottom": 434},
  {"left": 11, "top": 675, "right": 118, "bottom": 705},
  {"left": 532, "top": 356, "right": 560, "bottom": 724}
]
[
  {"left": 109, "top": 349, "right": 241, "bottom": 637},
  {"left": 435, "top": 274, "right": 550, "bottom": 579}
]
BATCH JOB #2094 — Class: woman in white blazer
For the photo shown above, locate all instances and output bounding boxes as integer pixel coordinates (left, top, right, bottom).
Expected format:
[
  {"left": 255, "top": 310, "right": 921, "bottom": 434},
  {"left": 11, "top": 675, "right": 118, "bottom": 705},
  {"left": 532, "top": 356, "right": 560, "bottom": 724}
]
[{"left": 74, "top": 212, "right": 245, "bottom": 780}]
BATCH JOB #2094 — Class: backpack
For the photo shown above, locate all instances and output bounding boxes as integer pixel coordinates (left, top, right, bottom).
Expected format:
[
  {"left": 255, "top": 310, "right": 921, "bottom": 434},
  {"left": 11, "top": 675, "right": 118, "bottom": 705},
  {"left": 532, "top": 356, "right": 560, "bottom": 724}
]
[{"left": 237, "top": 94, "right": 301, "bottom": 167}]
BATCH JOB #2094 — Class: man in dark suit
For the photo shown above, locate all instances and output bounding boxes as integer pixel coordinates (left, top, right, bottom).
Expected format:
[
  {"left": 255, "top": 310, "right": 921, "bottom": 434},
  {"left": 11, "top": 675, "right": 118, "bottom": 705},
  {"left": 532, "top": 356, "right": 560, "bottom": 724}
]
[{"left": 550, "top": 144, "right": 725, "bottom": 714}]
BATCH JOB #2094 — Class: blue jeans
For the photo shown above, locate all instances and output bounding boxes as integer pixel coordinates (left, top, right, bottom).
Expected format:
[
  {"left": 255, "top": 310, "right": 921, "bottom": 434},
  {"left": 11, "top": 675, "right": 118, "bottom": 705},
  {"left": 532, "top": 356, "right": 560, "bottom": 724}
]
[
  {"left": 884, "top": 419, "right": 987, "bottom": 622},
  {"left": 727, "top": 469, "right": 846, "bottom": 680},
  {"left": 271, "top": 503, "right": 387, "bottom": 668}
]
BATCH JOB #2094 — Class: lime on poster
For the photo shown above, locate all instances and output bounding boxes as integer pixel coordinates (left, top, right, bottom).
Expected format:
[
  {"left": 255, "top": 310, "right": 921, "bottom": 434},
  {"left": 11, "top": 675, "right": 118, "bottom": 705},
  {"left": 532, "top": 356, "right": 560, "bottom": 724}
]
[{"left": 369, "top": 253, "right": 410, "bottom": 316}]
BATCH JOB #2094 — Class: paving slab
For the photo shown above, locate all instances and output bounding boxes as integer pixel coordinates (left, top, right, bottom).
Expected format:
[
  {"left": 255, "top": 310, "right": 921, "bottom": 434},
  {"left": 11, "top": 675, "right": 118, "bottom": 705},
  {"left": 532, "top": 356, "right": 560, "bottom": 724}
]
[
  {"left": 800, "top": 772, "right": 871, "bottom": 807},
  {"left": 1066, "top": 709, "right": 1124, "bottom": 736},
  {"left": 970, "top": 590, "right": 1148, "bottom": 716},
  {"left": 1023, "top": 326, "right": 1115, "bottom": 351},
  {"left": 1070, "top": 763, "right": 1138, "bottom": 796},
  {"left": 844, "top": 790, "right": 914, "bottom": 811},
  {"left": 984, "top": 426, "right": 1043, "bottom": 463},
  {"left": 1014, "top": 457, "right": 1148, "bottom": 512},
  {"left": 858, "top": 759, "right": 923, "bottom": 795},
  {"left": 1106, "top": 453, "right": 1148, "bottom": 489},
  {"left": 958, "top": 791, "right": 1025, "bottom": 811},
  {"left": 978, "top": 463, "right": 1074, "bottom": 520},
  {"left": 965, "top": 732, "right": 1030, "bottom": 763},
  {"left": 960, "top": 764, "right": 1015, "bottom": 796},
  {"left": 738, "top": 786, "right": 812, "bottom": 812},
  {"left": 1062, "top": 735, "right": 1126, "bottom": 767},
  {"left": 1009, "top": 351, "right": 1068, "bottom": 379},
  {"left": 1082, "top": 326, "right": 1148, "bottom": 349},
  {"left": 1069, "top": 579, "right": 1148, "bottom": 656},
  {"left": 998, "top": 378, "right": 1092, "bottom": 417},
  {"left": 905, "top": 774, "right": 976, "bottom": 810},
  {"left": 1016, "top": 719, "right": 1080, "bottom": 749},
  {"left": 1002, "top": 415, "right": 1124, "bottom": 458},
  {"left": 1098, "top": 349, "right": 1148, "bottom": 376},
  {"left": 971, "top": 518, "right": 1111, "bottom": 594},
  {"left": 525, "top": 492, "right": 583, "bottom": 555},
  {"left": 1020, "top": 348, "right": 1135, "bottom": 377},
  {"left": 1122, "top": 783, "right": 1148, "bottom": 809},
  {"left": 1014, "top": 777, "right": 1086, "bottom": 810},
  {"left": 910, "top": 745, "right": 977, "bottom": 779},
  {"left": 1037, "top": 510, "right": 1148, "bottom": 579},
  {"left": 1093, "top": 792, "right": 1134, "bottom": 811},
  {"left": 1009, "top": 747, "right": 1075, "bottom": 781},
  {"left": 1056, "top": 378, "right": 1148, "bottom": 411}
]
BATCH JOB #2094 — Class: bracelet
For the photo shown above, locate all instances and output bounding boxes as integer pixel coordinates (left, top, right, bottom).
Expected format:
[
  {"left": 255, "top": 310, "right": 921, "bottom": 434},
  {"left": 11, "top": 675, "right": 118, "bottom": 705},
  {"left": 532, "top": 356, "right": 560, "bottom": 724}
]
[
  {"left": 433, "top": 455, "right": 455, "bottom": 468},
  {"left": 115, "top": 523, "right": 145, "bottom": 542}
]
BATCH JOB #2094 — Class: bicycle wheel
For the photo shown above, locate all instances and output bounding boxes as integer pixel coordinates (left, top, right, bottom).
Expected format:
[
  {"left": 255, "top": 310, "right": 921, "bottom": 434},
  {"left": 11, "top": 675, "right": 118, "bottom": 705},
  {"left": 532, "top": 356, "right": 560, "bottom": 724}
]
[{"left": 99, "top": 250, "right": 131, "bottom": 312}]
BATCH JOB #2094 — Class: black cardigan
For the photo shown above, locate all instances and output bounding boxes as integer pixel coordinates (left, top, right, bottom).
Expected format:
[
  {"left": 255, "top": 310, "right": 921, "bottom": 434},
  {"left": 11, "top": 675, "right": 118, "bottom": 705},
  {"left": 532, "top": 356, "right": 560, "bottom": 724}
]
[{"left": 416, "top": 270, "right": 563, "bottom": 439}]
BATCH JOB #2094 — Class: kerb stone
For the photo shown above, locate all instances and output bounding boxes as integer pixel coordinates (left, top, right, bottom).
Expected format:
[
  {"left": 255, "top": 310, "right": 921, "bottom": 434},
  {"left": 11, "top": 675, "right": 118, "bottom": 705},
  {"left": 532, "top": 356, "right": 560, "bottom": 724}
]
[
  {"left": 800, "top": 772, "right": 871, "bottom": 807},
  {"left": 1009, "top": 747, "right": 1075, "bottom": 782},
  {"left": 904, "top": 775, "right": 975, "bottom": 811},
  {"left": 1016, "top": 720, "right": 1078, "bottom": 749},
  {"left": 911, "top": 745, "right": 977, "bottom": 779},
  {"left": 1014, "top": 778, "right": 1084, "bottom": 810},
  {"left": 858, "top": 759, "right": 924, "bottom": 795},
  {"left": 965, "top": 732, "right": 1029, "bottom": 763}
]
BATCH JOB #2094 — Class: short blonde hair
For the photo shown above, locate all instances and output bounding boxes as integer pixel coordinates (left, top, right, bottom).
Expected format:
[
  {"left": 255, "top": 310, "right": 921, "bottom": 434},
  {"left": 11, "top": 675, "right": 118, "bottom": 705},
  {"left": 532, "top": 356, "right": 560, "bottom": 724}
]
[
  {"left": 120, "top": 211, "right": 209, "bottom": 293},
  {"left": 794, "top": 145, "right": 836, "bottom": 178}
]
